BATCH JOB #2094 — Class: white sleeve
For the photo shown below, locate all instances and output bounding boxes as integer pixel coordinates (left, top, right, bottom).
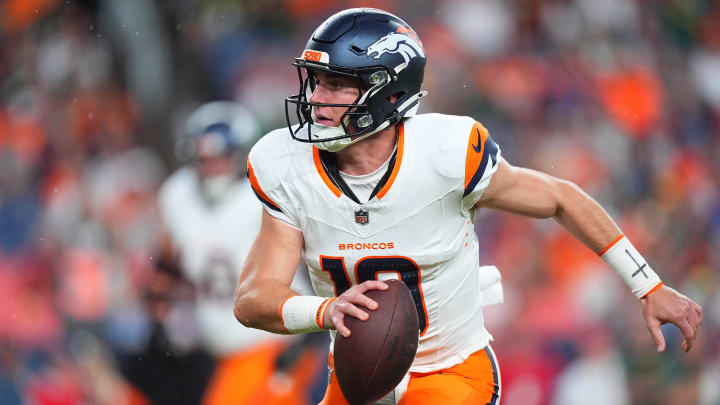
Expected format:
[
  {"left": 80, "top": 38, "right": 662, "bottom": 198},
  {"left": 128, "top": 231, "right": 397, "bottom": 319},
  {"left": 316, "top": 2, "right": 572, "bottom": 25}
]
[{"left": 246, "top": 148, "right": 301, "bottom": 230}]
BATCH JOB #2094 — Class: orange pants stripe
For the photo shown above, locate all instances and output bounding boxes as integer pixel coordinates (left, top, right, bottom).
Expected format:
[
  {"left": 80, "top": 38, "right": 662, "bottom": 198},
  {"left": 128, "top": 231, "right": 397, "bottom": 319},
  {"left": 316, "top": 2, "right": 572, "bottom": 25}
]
[{"left": 320, "top": 346, "right": 501, "bottom": 405}]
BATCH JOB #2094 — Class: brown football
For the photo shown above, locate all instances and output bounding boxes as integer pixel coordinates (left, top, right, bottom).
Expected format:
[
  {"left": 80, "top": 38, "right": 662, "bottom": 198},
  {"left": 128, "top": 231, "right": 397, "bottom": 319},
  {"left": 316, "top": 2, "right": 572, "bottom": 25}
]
[{"left": 333, "top": 279, "right": 419, "bottom": 405}]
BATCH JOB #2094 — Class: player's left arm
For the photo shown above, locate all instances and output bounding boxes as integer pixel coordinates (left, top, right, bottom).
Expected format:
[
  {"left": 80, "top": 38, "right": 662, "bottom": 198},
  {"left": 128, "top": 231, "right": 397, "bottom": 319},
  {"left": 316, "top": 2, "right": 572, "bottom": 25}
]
[{"left": 475, "top": 158, "right": 703, "bottom": 353}]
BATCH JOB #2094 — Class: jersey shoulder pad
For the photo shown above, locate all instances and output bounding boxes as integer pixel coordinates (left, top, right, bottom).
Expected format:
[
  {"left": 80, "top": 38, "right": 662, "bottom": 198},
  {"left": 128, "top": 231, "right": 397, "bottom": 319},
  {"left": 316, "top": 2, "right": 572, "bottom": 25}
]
[
  {"left": 408, "top": 113, "right": 500, "bottom": 199},
  {"left": 246, "top": 127, "right": 308, "bottom": 214}
]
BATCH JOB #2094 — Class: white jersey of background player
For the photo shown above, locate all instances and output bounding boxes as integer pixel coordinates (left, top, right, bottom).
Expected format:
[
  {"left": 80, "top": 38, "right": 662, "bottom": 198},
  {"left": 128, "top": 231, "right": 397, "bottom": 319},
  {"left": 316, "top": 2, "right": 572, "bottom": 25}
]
[
  {"left": 159, "top": 102, "right": 309, "bottom": 356},
  {"left": 247, "top": 113, "right": 501, "bottom": 371}
]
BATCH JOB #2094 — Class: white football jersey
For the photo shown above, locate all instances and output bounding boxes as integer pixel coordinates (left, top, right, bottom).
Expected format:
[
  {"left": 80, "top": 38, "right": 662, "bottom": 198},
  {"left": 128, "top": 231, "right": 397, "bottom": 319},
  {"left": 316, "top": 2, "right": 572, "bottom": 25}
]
[
  {"left": 158, "top": 167, "right": 297, "bottom": 356},
  {"left": 247, "top": 113, "right": 501, "bottom": 372}
]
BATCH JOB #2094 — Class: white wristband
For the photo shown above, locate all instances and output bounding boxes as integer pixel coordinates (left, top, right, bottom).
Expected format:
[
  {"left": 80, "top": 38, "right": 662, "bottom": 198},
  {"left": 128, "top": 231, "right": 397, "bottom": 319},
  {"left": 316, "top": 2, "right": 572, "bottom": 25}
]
[
  {"left": 600, "top": 235, "right": 662, "bottom": 299},
  {"left": 280, "top": 295, "right": 335, "bottom": 333}
]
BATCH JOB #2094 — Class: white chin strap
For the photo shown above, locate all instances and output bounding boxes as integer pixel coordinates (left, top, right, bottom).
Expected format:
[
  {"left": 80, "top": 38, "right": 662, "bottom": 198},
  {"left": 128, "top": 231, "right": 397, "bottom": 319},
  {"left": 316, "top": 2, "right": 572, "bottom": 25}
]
[
  {"left": 311, "top": 120, "right": 391, "bottom": 152},
  {"left": 310, "top": 91, "right": 427, "bottom": 152}
]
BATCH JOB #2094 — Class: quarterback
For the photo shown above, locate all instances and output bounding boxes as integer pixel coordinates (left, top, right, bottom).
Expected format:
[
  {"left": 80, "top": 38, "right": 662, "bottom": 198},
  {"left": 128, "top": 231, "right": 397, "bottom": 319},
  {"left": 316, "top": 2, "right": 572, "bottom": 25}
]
[{"left": 234, "top": 8, "right": 703, "bottom": 405}]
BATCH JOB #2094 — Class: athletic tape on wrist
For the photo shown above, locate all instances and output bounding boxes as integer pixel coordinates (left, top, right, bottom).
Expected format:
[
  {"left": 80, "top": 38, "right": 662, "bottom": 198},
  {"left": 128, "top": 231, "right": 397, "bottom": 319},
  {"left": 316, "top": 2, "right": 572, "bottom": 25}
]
[
  {"left": 600, "top": 235, "right": 662, "bottom": 299},
  {"left": 281, "top": 295, "right": 335, "bottom": 333}
]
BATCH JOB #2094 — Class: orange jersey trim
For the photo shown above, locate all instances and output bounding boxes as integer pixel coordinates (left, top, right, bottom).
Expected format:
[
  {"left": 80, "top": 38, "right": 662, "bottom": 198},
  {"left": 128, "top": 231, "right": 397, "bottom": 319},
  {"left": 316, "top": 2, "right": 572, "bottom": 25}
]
[
  {"left": 376, "top": 122, "right": 405, "bottom": 199},
  {"left": 598, "top": 234, "right": 625, "bottom": 256},
  {"left": 312, "top": 147, "right": 343, "bottom": 197},
  {"left": 247, "top": 161, "right": 282, "bottom": 211}
]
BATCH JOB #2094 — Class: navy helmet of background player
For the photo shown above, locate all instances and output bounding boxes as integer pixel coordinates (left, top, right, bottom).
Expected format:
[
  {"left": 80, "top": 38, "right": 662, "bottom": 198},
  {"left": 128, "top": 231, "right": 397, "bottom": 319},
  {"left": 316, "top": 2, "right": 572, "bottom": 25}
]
[
  {"left": 180, "top": 101, "right": 259, "bottom": 204},
  {"left": 285, "top": 8, "right": 427, "bottom": 152}
]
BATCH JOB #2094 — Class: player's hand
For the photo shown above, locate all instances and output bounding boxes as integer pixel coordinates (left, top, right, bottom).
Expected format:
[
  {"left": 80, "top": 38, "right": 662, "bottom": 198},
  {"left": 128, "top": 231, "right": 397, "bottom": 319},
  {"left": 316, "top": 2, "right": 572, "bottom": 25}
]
[
  {"left": 641, "top": 284, "right": 703, "bottom": 353},
  {"left": 324, "top": 280, "right": 388, "bottom": 337}
]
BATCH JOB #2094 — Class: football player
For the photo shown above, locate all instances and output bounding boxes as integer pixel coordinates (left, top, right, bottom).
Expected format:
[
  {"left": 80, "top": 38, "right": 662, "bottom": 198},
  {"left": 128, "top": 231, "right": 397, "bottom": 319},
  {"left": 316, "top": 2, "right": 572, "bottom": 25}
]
[
  {"left": 233, "top": 8, "right": 703, "bottom": 405},
  {"left": 158, "top": 101, "right": 324, "bottom": 405}
]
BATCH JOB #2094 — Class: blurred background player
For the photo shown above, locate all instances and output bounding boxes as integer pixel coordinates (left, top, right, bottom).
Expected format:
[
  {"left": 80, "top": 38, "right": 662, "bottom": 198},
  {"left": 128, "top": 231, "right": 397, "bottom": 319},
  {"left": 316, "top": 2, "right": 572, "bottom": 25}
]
[{"left": 143, "top": 101, "right": 328, "bottom": 405}]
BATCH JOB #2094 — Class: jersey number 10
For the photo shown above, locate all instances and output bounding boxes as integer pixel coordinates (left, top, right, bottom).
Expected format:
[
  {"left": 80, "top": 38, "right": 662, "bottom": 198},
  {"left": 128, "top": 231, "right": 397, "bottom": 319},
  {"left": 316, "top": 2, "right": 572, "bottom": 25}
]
[{"left": 320, "top": 255, "right": 429, "bottom": 335}]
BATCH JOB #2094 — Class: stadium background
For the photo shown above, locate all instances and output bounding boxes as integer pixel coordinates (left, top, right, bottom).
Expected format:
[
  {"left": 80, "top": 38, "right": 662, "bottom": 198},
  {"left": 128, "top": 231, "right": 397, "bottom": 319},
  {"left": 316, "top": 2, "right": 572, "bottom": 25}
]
[{"left": 1, "top": 0, "right": 719, "bottom": 404}]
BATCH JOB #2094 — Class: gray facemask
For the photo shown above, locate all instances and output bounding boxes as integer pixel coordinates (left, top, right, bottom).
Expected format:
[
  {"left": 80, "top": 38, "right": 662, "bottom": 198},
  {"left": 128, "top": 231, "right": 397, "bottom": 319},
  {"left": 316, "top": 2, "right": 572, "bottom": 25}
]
[{"left": 200, "top": 174, "right": 235, "bottom": 204}]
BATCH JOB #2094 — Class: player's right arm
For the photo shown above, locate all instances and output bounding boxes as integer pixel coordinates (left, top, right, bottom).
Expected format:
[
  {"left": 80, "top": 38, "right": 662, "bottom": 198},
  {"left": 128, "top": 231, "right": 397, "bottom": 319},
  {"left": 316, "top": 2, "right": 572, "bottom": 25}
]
[
  {"left": 234, "top": 210, "right": 304, "bottom": 334},
  {"left": 233, "top": 210, "right": 387, "bottom": 336},
  {"left": 236, "top": 130, "right": 386, "bottom": 336}
]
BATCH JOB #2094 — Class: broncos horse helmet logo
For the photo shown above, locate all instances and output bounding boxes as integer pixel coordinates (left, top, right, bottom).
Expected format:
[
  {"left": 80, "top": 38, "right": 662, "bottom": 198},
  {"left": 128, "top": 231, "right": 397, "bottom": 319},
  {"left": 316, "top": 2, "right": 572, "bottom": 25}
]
[{"left": 367, "top": 31, "right": 425, "bottom": 65}]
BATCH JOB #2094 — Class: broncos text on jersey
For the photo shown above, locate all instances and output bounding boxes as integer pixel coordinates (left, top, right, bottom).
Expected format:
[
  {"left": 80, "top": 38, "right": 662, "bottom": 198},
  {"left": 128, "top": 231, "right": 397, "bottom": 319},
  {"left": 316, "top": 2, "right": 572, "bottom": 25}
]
[{"left": 247, "top": 113, "right": 501, "bottom": 372}]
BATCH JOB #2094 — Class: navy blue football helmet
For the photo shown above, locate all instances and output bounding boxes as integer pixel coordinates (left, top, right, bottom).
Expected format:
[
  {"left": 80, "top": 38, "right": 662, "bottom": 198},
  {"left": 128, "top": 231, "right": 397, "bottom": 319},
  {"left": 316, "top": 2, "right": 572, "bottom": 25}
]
[
  {"left": 175, "top": 101, "right": 261, "bottom": 203},
  {"left": 285, "top": 8, "right": 427, "bottom": 146}
]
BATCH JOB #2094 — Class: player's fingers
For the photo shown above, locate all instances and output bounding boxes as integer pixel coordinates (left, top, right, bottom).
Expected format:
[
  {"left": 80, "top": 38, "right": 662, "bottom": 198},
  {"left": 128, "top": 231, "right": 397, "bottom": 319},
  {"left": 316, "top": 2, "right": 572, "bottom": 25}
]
[
  {"left": 693, "top": 302, "right": 703, "bottom": 325},
  {"left": 682, "top": 337, "right": 695, "bottom": 353},
  {"left": 356, "top": 280, "right": 388, "bottom": 294},
  {"left": 677, "top": 318, "right": 696, "bottom": 352},
  {"left": 337, "top": 301, "right": 369, "bottom": 322},
  {"left": 350, "top": 292, "right": 379, "bottom": 311},
  {"left": 677, "top": 305, "right": 696, "bottom": 338},
  {"left": 687, "top": 303, "right": 701, "bottom": 331},
  {"left": 646, "top": 319, "right": 666, "bottom": 353},
  {"left": 340, "top": 287, "right": 378, "bottom": 310},
  {"left": 332, "top": 314, "right": 351, "bottom": 337}
]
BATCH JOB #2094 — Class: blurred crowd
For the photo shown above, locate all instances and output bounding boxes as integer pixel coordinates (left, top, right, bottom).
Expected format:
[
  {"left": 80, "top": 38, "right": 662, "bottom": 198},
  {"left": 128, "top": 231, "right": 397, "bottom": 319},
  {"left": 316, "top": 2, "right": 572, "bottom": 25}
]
[{"left": 1, "top": 0, "right": 719, "bottom": 404}]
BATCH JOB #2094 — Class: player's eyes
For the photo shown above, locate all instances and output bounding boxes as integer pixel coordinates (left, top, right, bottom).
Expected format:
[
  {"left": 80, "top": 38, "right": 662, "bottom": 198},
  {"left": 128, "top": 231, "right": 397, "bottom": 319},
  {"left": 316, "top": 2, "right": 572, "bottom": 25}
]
[{"left": 312, "top": 75, "right": 355, "bottom": 92}]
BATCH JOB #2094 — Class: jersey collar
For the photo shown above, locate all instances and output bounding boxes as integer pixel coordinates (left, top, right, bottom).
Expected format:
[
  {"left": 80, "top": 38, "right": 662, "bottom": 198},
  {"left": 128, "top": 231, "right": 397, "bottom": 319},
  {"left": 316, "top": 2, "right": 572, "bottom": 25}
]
[{"left": 312, "top": 122, "right": 405, "bottom": 204}]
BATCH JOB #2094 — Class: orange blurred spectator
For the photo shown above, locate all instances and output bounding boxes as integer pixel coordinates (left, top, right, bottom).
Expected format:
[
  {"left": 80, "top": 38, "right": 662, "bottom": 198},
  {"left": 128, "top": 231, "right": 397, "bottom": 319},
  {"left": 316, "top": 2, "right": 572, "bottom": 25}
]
[
  {"left": 596, "top": 64, "right": 664, "bottom": 138},
  {"left": 2, "top": 0, "right": 60, "bottom": 34}
]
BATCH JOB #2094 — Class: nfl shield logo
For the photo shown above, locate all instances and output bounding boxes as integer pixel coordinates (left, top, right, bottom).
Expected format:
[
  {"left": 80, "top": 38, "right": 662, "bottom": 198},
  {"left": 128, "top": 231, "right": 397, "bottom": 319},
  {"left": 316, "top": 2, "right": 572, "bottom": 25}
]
[{"left": 355, "top": 209, "right": 369, "bottom": 225}]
